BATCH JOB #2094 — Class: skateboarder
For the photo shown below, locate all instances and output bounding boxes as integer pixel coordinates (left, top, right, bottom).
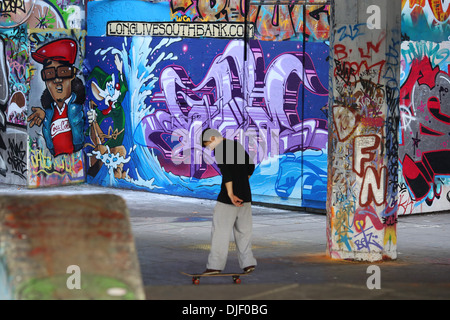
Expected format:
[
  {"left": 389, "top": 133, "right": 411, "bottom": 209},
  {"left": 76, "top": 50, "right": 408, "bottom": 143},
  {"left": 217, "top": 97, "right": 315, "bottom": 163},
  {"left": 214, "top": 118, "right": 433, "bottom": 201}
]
[{"left": 201, "top": 128, "right": 257, "bottom": 275}]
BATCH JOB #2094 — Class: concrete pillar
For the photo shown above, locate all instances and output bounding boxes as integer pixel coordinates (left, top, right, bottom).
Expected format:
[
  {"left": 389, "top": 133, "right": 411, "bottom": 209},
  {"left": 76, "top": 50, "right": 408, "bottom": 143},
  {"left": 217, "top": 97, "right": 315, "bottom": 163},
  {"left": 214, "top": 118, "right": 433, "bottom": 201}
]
[{"left": 326, "top": 0, "right": 401, "bottom": 261}]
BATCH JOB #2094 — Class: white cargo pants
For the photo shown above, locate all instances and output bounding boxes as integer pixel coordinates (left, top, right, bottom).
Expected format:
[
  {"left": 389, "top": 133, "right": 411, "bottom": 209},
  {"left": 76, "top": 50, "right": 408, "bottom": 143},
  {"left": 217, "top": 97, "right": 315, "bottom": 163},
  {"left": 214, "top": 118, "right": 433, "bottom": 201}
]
[{"left": 207, "top": 201, "right": 257, "bottom": 271}]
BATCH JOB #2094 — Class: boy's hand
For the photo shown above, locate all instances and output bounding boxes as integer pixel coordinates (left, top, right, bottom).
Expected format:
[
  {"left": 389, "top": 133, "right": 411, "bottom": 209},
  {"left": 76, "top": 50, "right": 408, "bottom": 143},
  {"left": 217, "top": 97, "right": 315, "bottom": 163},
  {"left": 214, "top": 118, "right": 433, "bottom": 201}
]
[
  {"left": 230, "top": 194, "right": 244, "bottom": 207},
  {"left": 225, "top": 181, "right": 243, "bottom": 207}
]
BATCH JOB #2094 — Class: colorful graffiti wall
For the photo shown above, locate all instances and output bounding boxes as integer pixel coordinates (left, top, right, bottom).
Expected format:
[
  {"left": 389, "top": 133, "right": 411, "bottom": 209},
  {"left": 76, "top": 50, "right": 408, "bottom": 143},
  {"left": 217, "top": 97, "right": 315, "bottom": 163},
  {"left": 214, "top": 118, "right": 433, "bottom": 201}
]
[
  {"left": 401, "top": 0, "right": 450, "bottom": 42},
  {"left": 0, "top": 25, "right": 29, "bottom": 185},
  {"left": 1, "top": 0, "right": 446, "bottom": 214},
  {"left": 169, "top": 0, "right": 330, "bottom": 42},
  {"left": 85, "top": 0, "right": 330, "bottom": 209},
  {"left": 400, "top": 1, "right": 450, "bottom": 214},
  {"left": 0, "top": 0, "right": 86, "bottom": 187},
  {"left": 399, "top": 41, "right": 450, "bottom": 214}
]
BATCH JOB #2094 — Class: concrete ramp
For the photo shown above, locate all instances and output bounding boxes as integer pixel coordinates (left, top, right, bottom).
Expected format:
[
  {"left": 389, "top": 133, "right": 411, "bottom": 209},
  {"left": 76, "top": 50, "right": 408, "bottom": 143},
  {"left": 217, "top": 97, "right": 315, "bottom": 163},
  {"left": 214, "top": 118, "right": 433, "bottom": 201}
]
[{"left": 0, "top": 194, "right": 145, "bottom": 300}]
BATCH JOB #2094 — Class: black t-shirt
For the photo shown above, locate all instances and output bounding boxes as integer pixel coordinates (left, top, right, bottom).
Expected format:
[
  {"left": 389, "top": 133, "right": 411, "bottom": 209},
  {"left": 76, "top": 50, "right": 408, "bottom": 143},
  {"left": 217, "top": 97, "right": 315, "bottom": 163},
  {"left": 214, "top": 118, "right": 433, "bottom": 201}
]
[{"left": 214, "top": 139, "right": 255, "bottom": 204}]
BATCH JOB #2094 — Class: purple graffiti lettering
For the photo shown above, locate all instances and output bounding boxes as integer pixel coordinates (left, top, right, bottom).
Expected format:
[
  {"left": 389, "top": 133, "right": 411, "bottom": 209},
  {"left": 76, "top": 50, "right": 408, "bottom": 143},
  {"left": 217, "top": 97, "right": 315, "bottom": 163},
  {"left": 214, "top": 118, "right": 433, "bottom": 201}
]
[
  {"left": 141, "top": 40, "right": 327, "bottom": 178},
  {"left": 354, "top": 226, "right": 383, "bottom": 252}
]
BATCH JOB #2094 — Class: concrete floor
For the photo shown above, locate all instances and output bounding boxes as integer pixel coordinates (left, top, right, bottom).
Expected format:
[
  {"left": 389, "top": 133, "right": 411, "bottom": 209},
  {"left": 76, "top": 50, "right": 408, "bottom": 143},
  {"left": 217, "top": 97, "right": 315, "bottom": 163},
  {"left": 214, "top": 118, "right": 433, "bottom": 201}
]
[{"left": 1, "top": 183, "right": 449, "bottom": 300}]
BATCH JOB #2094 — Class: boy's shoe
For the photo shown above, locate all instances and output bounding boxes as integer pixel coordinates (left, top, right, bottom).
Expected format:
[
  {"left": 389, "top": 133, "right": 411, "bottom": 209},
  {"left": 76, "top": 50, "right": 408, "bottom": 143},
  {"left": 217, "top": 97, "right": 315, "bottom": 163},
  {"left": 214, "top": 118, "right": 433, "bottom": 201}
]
[
  {"left": 203, "top": 269, "right": 221, "bottom": 275},
  {"left": 243, "top": 266, "right": 255, "bottom": 273}
]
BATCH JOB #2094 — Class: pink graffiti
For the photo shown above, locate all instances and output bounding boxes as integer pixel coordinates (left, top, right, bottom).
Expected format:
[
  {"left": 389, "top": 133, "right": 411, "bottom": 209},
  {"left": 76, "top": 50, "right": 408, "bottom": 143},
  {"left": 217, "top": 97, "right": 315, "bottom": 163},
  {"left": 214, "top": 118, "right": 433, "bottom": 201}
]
[{"left": 353, "top": 206, "right": 384, "bottom": 233}]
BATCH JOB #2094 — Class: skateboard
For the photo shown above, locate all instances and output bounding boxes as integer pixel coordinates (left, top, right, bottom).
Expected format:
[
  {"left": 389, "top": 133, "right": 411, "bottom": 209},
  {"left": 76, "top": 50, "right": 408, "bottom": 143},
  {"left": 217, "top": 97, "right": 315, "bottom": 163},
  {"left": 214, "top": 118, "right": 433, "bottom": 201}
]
[{"left": 181, "top": 271, "right": 249, "bottom": 285}]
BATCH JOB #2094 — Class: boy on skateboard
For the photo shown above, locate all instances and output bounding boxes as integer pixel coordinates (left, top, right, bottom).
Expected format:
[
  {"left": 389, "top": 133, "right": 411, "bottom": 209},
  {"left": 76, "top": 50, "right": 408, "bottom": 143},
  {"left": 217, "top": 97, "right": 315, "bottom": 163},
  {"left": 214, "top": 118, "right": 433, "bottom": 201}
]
[{"left": 201, "top": 128, "right": 257, "bottom": 275}]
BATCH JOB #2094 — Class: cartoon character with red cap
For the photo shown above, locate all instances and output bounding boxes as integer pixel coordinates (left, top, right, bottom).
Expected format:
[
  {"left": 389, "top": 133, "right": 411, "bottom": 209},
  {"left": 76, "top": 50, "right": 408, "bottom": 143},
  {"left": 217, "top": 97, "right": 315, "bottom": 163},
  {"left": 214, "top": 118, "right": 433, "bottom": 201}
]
[{"left": 28, "top": 38, "right": 85, "bottom": 157}]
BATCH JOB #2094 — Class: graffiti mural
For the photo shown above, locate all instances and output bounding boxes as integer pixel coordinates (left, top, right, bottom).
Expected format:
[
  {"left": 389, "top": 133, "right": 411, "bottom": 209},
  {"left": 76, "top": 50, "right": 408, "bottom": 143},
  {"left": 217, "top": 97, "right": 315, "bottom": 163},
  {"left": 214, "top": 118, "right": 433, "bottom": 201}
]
[
  {"left": 27, "top": 30, "right": 86, "bottom": 187},
  {"left": 0, "top": 25, "right": 29, "bottom": 185},
  {"left": 402, "top": 0, "right": 450, "bottom": 42},
  {"left": 400, "top": 2, "right": 450, "bottom": 214},
  {"left": 0, "top": 0, "right": 35, "bottom": 28},
  {"left": 399, "top": 40, "right": 450, "bottom": 214},
  {"left": 86, "top": 53, "right": 128, "bottom": 180},
  {"left": 170, "top": 0, "right": 330, "bottom": 41},
  {"left": 0, "top": 0, "right": 84, "bottom": 30},
  {"left": 85, "top": 36, "right": 329, "bottom": 208},
  {"left": 0, "top": 0, "right": 86, "bottom": 188}
]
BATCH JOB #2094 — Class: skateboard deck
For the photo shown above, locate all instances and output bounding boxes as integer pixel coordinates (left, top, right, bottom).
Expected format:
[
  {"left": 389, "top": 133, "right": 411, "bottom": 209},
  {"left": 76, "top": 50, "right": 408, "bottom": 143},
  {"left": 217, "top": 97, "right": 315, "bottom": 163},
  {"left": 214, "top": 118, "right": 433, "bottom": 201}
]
[{"left": 181, "top": 271, "right": 249, "bottom": 285}]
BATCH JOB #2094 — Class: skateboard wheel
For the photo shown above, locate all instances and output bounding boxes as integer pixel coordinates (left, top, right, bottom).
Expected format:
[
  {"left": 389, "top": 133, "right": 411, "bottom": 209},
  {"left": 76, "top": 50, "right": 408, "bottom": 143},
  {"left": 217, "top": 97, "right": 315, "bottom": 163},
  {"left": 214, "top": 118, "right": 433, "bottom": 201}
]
[
  {"left": 193, "top": 277, "right": 200, "bottom": 285},
  {"left": 233, "top": 277, "right": 241, "bottom": 284}
]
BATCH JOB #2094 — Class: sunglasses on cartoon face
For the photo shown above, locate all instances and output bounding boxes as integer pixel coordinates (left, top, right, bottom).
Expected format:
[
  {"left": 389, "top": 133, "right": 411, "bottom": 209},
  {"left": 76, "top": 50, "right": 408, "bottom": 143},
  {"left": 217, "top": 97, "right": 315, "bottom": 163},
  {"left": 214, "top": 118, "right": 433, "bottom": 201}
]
[{"left": 41, "top": 65, "right": 74, "bottom": 81}]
